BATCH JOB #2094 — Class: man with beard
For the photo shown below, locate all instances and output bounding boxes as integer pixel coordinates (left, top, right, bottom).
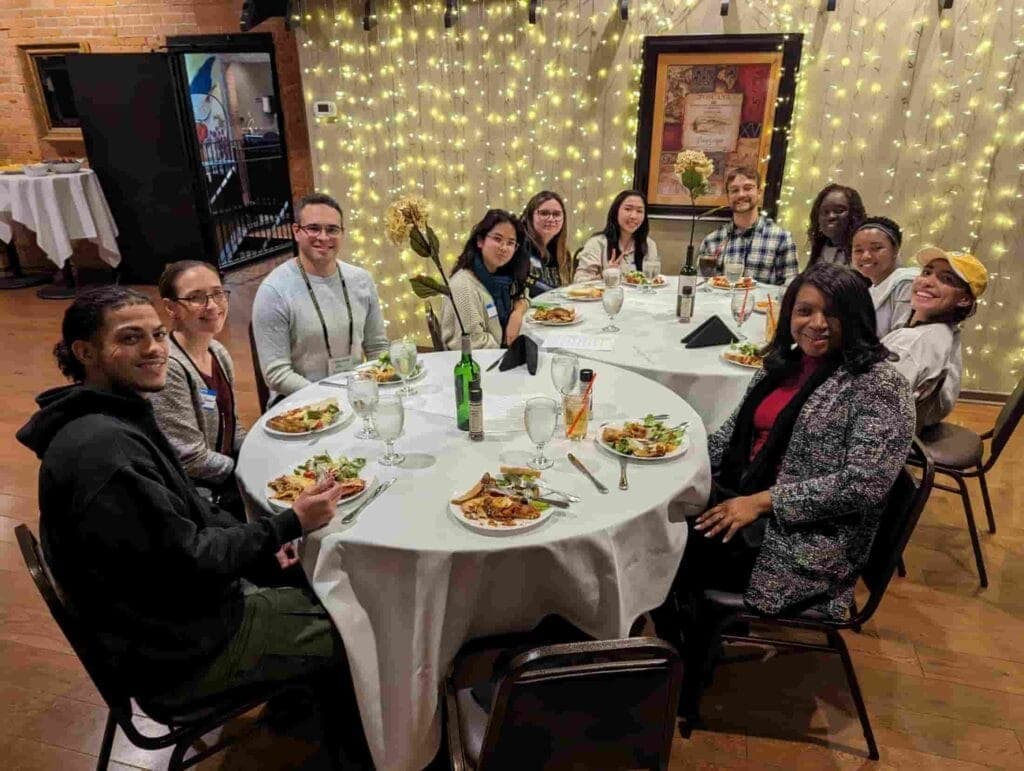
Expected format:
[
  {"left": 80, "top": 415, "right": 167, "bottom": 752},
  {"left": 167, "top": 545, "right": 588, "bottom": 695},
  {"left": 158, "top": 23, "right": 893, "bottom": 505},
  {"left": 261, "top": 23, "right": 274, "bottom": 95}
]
[
  {"left": 17, "top": 286, "right": 371, "bottom": 767},
  {"left": 697, "top": 166, "right": 798, "bottom": 286}
]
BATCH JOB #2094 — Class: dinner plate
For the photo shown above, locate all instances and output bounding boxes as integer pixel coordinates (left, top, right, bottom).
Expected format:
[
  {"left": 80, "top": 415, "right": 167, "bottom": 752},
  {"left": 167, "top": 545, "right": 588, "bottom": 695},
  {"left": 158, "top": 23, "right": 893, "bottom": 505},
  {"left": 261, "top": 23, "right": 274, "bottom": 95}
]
[
  {"left": 708, "top": 279, "right": 758, "bottom": 292},
  {"left": 595, "top": 420, "right": 690, "bottom": 461},
  {"left": 561, "top": 288, "right": 605, "bottom": 302},
  {"left": 623, "top": 276, "right": 669, "bottom": 289},
  {"left": 262, "top": 405, "right": 353, "bottom": 437},
  {"left": 528, "top": 312, "right": 585, "bottom": 327},
  {"left": 720, "top": 350, "right": 764, "bottom": 369},
  {"left": 355, "top": 362, "right": 427, "bottom": 387},
  {"left": 267, "top": 473, "right": 375, "bottom": 511},
  {"left": 447, "top": 495, "right": 556, "bottom": 536}
]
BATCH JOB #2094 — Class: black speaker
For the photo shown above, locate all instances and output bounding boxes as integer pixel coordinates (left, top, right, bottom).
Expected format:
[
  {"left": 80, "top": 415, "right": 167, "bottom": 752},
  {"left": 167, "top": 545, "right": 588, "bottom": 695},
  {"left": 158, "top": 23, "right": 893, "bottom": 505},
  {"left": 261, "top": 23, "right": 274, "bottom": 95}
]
[{"left": 240, "top": 0, "right": 290, "bottom": 32}]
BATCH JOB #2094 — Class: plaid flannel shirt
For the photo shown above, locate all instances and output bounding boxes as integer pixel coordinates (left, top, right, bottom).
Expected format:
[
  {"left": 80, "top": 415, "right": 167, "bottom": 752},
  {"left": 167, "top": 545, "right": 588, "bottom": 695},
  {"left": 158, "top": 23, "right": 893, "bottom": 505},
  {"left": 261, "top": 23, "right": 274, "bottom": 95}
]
[{"left": 697, "top": 212, "right": 798, "bottom": 286}]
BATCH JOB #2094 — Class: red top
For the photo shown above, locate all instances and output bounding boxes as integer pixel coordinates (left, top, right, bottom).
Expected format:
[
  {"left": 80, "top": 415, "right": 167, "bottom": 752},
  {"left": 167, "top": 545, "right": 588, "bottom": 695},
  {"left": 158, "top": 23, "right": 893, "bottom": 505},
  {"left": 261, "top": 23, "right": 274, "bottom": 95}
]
[
  {"left": 199, "top": 354, "right": 236, "bottom": 457},
  {"left": 750, "top": 355, "right": 827, "bottom": 460}
]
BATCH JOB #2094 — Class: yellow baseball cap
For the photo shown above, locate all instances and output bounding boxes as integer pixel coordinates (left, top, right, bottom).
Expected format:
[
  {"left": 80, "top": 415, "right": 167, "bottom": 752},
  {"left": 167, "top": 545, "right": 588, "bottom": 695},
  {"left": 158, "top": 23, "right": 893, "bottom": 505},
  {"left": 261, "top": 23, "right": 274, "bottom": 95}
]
[{"left": 914, "top": 246, "right": 988, "bottom": 299}]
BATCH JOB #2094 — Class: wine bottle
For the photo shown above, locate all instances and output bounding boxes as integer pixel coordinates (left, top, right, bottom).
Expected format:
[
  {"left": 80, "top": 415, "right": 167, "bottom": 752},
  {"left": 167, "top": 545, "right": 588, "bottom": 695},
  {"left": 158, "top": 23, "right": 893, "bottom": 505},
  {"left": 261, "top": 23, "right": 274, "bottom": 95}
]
[
  {"left": 677, "top": 245, "right": 698, "bottom": 322},
  {"left": 454, "top": 334, "right": 480, "bottom": 431}
]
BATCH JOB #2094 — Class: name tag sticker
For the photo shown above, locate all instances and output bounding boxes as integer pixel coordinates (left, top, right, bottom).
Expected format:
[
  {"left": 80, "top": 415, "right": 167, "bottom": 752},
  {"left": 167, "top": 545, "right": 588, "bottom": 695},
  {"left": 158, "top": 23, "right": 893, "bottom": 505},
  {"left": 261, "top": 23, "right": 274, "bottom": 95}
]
[
  {"left": 199, "top": 387, "right": 218, "bottom": 412},
  {"left": 485, "top": 302, "right": 498, "bottom": 319}
]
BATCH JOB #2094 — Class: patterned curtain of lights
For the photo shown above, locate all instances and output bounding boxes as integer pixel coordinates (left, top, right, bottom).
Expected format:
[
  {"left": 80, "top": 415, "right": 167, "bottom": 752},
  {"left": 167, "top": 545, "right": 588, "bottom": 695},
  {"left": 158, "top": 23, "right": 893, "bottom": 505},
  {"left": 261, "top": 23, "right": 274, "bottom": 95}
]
[{"left": 292, "top": 0, "right": 1023, "bottom": 392}]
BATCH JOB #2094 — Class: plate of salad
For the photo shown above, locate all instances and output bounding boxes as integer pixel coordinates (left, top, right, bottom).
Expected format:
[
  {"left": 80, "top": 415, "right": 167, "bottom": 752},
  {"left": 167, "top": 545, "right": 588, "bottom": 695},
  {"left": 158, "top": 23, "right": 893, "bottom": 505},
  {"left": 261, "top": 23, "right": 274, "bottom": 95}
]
[{"left": 596, "top": 415, "right": 689, "bottom": 460}]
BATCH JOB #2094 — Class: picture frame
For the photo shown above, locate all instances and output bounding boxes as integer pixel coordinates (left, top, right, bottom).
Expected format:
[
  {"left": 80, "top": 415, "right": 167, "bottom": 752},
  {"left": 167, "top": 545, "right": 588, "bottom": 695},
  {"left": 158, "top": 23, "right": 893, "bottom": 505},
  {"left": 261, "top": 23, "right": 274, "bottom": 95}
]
[
  {"left": 634, "top": 33, "right": 803, "bottom": 219},
  {"left": 18, "top": 42, "right": 91, "bottom": 144}
]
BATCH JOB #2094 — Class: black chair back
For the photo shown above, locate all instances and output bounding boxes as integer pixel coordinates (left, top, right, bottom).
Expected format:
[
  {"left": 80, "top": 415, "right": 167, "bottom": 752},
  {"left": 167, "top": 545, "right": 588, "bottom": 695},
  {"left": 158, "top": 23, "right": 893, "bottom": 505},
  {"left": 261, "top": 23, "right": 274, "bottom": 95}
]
[
  {"left": 248, "top": 321, "right": 271, "bottom": 414},
  {"left": 16, "top": 525, "right": 135, "bottom": 718},
  {"left": 425, "top": 302, "right": 445, "bottom": 352},
  {"left": 989, "top": 374, "right": 1024, "bottom": 464},
  {"left": 477, "top": 637, "right": 681, "bottom": 770},
  {"left": 856, "top": 439, "right": 934, "bottom": 620}
]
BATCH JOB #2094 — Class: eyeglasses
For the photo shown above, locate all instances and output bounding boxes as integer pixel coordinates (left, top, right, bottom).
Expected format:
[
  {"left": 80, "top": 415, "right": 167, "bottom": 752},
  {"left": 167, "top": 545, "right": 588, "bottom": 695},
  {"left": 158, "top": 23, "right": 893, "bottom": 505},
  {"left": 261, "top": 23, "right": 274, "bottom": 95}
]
[
  {"left": 175, "top": 289, "right": 231, "bottom": 308},
  {"left": 298, "top": 223, "right": 343, "bottom": 237},
  {"left": 487, "top": 233, "right": 519, "bottom": 251},
  {"left": 535, "top": 209, "right": 564, "bottom": 220}
]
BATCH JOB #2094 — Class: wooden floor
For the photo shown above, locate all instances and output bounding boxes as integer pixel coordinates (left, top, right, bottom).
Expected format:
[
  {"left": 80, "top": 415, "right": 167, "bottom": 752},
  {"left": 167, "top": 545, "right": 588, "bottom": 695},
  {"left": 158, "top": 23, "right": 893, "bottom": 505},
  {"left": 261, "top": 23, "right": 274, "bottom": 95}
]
[{"left": 1, "top": 266, "right": 1023, "bottom": 770}]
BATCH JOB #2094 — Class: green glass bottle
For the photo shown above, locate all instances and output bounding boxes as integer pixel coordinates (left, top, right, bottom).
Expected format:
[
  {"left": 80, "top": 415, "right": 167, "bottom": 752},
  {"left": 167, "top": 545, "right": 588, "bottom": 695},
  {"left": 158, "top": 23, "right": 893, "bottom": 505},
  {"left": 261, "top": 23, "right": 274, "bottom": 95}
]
[{"left": 454, "top": 334, "right": 480, "bottom": 431}]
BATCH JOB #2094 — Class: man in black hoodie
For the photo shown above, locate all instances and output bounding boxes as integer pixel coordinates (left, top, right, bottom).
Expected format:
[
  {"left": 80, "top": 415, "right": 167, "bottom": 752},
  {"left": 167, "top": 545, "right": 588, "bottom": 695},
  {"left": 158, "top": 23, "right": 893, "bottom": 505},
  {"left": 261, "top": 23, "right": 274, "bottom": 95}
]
[{"left": 17, "top": 286, "right": 370, "bottom": 765}]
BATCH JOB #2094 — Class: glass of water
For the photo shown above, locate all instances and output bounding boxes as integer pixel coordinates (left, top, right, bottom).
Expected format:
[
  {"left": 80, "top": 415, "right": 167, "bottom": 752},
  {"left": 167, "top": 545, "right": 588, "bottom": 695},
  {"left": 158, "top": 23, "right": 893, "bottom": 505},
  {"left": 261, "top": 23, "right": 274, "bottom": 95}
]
[
  {"left": 524, "top": 396, "right": 559, "bottom": 470},
  {"left": 731, "top": 287, "right": 754, "bottom": 340},
  {"left": 723, "top": 256, "right": 744, "bottom": 286},
  {"left": 642, "top": 257, "right": 661, "bottom": 294},
  {"left": 601, "top": 285, "right": 624, "bottom": 333},
  {"left": 347, "top": 370, "right": 379, "bottom": 439},
  {"left": 550, "top": 352, "right": 579, "bottom": 395},
  {"left": 375, "top": 393, "right": 405, "bottom": 466},
  {"left": 603, "top": 267, "right": 622, "bottom": 289},
  {"left": 389, "top": 340, "right": 419, "bottom": 395}
]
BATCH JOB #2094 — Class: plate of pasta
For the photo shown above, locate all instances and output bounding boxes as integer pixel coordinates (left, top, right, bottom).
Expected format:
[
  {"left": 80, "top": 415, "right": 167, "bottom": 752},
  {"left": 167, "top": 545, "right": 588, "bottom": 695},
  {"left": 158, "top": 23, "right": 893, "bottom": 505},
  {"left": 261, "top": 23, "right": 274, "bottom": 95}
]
[
  {"left": 266, "top": 454, "right": 372, "bottom": 510},
  {"left": 528, "top": 305, "right": 582, "bottom": 326}
]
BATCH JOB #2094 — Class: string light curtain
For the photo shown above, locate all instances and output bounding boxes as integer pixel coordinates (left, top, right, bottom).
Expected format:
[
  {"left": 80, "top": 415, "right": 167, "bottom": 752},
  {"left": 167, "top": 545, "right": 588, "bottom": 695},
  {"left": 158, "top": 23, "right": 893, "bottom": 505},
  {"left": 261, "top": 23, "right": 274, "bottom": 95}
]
[{"left": 292, "top": 0, "right": 1023, "bottom": 393}]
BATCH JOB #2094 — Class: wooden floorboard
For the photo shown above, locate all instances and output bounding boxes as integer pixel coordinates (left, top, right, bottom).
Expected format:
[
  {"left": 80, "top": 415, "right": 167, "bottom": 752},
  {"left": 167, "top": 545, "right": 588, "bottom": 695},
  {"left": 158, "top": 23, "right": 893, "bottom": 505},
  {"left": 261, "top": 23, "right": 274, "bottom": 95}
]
[{"left": 1, "top": 271, "right": 1022, "bottom": 769}]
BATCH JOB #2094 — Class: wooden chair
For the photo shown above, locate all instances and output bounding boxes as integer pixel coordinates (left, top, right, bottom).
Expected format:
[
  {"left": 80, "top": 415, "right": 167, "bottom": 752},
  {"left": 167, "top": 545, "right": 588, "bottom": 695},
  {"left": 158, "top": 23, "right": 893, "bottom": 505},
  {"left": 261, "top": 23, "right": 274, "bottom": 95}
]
[
  {"left": 424, "top": 301, "right": 445, "bottom": 351},
  {"left": 445, "top": 637, "right": 682, "bottom": 770},
  {"left": 911, "top": 375, "right": 1024, "bottom": 587},
  {"left": 15, "top": 524, "right": 320, "bottom": 770},
  {"left": 248, "top": 321, "right": 271, "bottom": 414},
  {"left": 695, "top": 440, "right": 934, "bottom": 761}
]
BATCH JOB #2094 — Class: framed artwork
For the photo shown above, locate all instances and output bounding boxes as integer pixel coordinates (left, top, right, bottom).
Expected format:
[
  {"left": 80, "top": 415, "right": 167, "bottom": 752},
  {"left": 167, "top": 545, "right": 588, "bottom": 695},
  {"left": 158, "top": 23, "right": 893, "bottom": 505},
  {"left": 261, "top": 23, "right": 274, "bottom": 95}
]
[{"left": 634, "top": 34, "right": 803, "bottom": 218}]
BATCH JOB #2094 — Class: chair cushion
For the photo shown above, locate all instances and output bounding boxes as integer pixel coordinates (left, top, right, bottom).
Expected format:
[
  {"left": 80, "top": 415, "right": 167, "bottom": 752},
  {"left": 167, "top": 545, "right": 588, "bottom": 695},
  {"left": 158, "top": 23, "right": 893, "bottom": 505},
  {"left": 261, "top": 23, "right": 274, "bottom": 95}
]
[
  {"left": 918, "top": 422, "right": 983, "bottom": 469},
  {"left": 455, "top": 685, "right": 489, "bottom": 768}
]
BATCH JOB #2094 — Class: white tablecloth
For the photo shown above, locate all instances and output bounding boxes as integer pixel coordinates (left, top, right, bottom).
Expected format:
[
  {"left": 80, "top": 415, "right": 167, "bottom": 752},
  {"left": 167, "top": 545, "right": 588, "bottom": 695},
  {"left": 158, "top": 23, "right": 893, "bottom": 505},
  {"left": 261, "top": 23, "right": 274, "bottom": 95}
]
[
  {"left": 0, "top": 169, "right": 120, "bottom": 268},
  {"left": 236, "top": 350, "right": 711, "bottom": 770},
  {"left": 528, "top": 283, "right": 769, "bottom": 431}
]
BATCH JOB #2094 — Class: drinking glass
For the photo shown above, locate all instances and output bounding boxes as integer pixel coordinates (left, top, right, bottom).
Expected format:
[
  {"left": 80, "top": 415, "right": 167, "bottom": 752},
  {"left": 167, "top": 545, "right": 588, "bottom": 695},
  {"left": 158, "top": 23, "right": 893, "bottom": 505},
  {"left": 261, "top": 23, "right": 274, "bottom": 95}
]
[
  {"left": 601, "top": 286, "right": 624, "bottom": 333},
  {"left": 603, "top": 267, "right": 622, "bottom": 288},
  {"left": 562, "top": 393, "right": 590, "bottom": 441},
  {"left": 375, "top": 394, "right": 405, "bottom": 466},
  {"left": 731, "top": 288, "right": 754, "bottom": 340},
  {"left": 698, "top": 254, "right": 718, "bottom": 291},
  {"left": 347, "top": 371, "right": 379, "bottom": 439},
  {"left": 524, "top": 396, "right": 559, "bottom": 470},
  {"left": 723, "top": 257, "right": 744, "bottom": 286},
  {"left": 550, "top": 353, "right": 579, "bottom": 395},
  {"left": 642, "top": 257, "right": 661, "bottom": 294},
  {"left": 389, "top": 340, "right": 419, "bottom": 395}
]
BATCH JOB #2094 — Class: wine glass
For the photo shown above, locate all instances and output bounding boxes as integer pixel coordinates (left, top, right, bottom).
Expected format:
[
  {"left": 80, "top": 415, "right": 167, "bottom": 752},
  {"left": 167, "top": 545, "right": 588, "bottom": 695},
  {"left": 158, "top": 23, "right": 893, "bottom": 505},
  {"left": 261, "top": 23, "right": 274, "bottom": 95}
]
[
  {"left": 723, "top": 256, "right": 744, "bottom": 286},
  {"left": 731, "top": 287, "right": 754, "bottom": 340},
  {"left": 550, "top": 353, "right": 579, "bottom": 395},
  {"left": 698, "top": 254, "right": 718, "bottom": 291},
  {"left": 601, "top": 286, "right": 624, "bottom": 333},
  {"left": 347, "top": 370, "right": 379, "bottom": 439},
  {"left": 389, "top": 340, "right": 419, "bottom": 396},
  {"left": 524, "top": 396, "right": 558, "bottom": 470},
  {"left": 375, "top": 393, "right": 405, "bottom": 466},
  {"left": 642, "top": 257, "right": 662, "bottom": 294}
]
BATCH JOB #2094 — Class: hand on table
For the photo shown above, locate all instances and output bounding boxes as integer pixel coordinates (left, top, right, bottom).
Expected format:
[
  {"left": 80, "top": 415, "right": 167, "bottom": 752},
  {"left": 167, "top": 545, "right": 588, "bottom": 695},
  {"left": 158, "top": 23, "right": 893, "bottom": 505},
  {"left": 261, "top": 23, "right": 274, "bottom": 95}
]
[
  {"left": 694, "top": 491, "right": 772, "bottom": 543},
  {"left": 292, "top": 477, "right": 347, "bottom": 532}
]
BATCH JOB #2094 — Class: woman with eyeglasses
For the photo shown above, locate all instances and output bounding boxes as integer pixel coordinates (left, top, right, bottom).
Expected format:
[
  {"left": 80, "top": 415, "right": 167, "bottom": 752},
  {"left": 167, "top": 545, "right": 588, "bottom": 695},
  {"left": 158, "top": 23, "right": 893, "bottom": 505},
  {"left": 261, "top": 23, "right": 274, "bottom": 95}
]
[
  {"left": 150, "top": 260, "right": 247, "bottom": 517},
  {"left": 573, "top": 189, "right": 658, "bottom": 283},
  {"left": 441, "top": 209, "right": 529, "bottom": 350},
  {"left": 521, "top": 191, "right": 572, "bottom": 296}
]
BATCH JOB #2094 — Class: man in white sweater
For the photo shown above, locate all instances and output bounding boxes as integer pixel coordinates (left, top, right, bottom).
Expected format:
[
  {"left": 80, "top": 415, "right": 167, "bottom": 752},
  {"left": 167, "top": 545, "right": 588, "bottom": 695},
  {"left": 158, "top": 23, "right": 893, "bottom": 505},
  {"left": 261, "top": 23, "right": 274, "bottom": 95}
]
[{"left": 253, "top": 193, "right": 389, "bottom": 402}]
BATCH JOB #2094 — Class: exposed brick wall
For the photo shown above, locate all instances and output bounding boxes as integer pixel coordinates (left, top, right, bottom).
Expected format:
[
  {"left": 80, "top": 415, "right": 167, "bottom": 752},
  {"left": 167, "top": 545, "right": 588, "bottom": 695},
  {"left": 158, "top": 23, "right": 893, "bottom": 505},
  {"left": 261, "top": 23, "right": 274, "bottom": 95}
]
[{"left": 0, "top": 0, "right": 312, "bottom": 197}]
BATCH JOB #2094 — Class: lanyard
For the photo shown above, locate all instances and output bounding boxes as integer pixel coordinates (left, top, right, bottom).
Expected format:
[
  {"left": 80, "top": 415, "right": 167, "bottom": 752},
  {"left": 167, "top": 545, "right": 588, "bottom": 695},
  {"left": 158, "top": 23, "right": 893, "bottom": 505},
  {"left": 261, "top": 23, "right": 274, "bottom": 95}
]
[{"left": 297, "top": 258, "right": 354, "bottom": 360}]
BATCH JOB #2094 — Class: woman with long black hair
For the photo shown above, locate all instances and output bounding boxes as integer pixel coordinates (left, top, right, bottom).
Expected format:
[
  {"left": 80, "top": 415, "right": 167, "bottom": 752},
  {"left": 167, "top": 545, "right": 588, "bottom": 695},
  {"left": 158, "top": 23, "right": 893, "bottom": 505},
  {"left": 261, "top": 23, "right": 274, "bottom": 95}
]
[{"left": 573, "top": 189, "right": 658, "bottom": 282}]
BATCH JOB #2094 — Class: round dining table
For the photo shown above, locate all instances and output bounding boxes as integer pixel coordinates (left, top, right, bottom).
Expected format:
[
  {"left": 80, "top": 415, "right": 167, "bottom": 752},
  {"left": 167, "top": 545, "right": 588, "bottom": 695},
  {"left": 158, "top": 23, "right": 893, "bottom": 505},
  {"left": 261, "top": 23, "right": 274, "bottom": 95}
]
[
  {"left": 236, "top": 350, "right": 712, "bottom": 771},
  {"left": 527, "top": 281, "right": 773, "bottom": 430}
]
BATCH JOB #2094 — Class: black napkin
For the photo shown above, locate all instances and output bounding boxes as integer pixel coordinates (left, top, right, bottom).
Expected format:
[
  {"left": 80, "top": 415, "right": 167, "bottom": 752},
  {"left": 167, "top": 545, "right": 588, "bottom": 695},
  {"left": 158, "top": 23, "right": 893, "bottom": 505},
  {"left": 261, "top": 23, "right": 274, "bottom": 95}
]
[
  {"left": 499, "top": 335, "right": 539, "bottom": 374},
  {"left": 681, "top": 314, "right": 739, "bottom": 348}
]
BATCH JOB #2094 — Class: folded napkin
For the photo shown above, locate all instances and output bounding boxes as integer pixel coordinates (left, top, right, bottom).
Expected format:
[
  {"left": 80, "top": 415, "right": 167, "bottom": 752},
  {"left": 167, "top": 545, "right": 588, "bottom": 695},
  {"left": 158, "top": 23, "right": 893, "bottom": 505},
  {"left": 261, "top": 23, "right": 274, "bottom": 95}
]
[
  {"left": 499, "top": 335, "right": 538, "bottom": 374},
  {"left": 681, "top": 314, "right": 739, "bottom": 348}
]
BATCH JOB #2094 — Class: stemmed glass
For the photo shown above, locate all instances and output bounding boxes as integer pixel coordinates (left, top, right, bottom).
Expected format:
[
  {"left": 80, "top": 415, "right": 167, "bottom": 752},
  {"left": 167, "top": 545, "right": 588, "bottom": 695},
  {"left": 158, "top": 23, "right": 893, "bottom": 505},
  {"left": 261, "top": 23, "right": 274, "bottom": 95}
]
[
  {"left": 723, "top": 256, "right": 744, "bottom": 286},
  {"left": 524, "top": 396, "right": 559, "bottom": 470},
  {"left": 603, "top": 267, "right": 622, "bottom": 289},
  {"left": 601, "top": 286, "right": 624, "bottom": 333},
  {"left": 347, "top": 370, "right": 379, "bottom": 439},
  {"left": 375, "top": 393, "right": 405, "bottom": 466},
  {"left": 698, "top": 253, "right": 718, "bottom": 291},
  {"left": 550, "top": 353, "right": 579, "bottom": 396},
  {"left": 642, "top": 257, "right": 662, "bottom": 294},
  {"left": 731, "top": 287, "right": 754, "bottom": 340},
  {"left": 389, "top": 340, "right": 419, "bottom": 396}
]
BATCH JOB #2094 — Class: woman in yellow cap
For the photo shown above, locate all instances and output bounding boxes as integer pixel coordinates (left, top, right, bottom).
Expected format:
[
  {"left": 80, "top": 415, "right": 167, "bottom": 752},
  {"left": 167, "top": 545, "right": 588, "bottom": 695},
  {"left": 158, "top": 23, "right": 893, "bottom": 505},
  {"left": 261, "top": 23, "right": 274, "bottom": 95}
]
[{"left": 881, "top": 247, "right": 987, "bottom": 427}]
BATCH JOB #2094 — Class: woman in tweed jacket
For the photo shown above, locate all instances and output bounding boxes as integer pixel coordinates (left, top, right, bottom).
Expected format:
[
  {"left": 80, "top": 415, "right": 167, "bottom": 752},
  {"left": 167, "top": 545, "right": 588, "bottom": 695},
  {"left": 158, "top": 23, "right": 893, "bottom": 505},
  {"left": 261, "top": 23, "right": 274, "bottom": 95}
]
[{"left": 149, "top": 261, "right": 246, "bottom": 511}]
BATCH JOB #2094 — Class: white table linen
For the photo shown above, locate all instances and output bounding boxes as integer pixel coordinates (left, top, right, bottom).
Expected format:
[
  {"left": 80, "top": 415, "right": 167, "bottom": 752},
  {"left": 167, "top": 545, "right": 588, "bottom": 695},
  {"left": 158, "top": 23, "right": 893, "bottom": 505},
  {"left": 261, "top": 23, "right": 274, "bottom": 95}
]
[
  {"left": 528, "top": 283, "right": 766, "bottom": 430},
  {"left": 0, "top": 169, "right": 120, "bottom": 268},
  {"left": 236, "top": 350, "right": 711, "bottom": 770}
]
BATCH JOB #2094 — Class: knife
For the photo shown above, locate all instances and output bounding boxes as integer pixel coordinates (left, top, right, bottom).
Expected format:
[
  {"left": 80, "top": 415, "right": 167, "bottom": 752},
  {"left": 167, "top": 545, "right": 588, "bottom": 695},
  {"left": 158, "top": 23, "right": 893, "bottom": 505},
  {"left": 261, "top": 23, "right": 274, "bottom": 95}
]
[
  {"left": 567, "top": 453, "right": 609, "bottom": 494},
  {"left": 340, "top": 479, "right": 394, "bottom": 525},
  {"left": 483, "top": 487, "right": 570, "bottom": 509},
  {"left": 486, "top": 354, "right": 504, "bottom": 372}
]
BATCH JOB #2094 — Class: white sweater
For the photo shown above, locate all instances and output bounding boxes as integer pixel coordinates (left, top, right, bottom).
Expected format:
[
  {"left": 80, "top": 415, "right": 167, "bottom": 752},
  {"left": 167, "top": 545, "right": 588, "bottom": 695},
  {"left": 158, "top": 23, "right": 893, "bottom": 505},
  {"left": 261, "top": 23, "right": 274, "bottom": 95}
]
[{"left": 882, "top": 322, "right": 961, "bottom": 427}]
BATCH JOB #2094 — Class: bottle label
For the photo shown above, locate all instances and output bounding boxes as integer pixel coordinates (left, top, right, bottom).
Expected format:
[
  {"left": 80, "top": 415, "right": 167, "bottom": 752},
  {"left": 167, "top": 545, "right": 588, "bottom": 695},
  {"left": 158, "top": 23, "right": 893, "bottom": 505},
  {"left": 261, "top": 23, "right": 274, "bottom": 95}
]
[{"left": 469, "top": 402, "right": 484, "bottom": 440}]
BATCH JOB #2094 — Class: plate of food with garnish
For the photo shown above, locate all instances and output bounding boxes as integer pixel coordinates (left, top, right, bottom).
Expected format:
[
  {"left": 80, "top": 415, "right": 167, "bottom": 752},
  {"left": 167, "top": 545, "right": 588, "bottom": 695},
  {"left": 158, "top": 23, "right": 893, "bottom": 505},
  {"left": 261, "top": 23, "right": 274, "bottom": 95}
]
[
  {"left": 528, "top": 304, "right": 582, "bottom": 326},
  {"left": 266, "top": 454, "right": 371, "bottom": 510},
  {"left": 263, "top": 397, "right": 349, "bottom": 436},
  {"left": 623, "top": 271, "right": 668, "bottom": 288},
  {"left": 448, "top": 467, "right": 563, "bottom": 535},
  {"left": 721, "top": 341, "right": 765, "bottom": 369},
  {"left": 596, "top": 415, "right": 689, "bottom": 460}
]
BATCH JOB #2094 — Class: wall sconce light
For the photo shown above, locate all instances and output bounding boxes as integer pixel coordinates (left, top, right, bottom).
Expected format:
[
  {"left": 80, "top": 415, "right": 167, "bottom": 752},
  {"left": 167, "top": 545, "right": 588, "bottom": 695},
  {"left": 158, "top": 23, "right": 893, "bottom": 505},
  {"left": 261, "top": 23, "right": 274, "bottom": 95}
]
[
  {"left": 444, "top": 0, "right": 458, "bottom": 28},
  {"left": 826, "top": 0, "right": 837, "bottom": 9},
  {"left": 618, "top": 0, "right": 628, "bottom": 21},
  {"left": 720, "top": 0, "right": 730, "bottom": 15},
  {"left": 361, "top": 0, "right": 375, "bottom": 31},
  {"left": 940, "top": 0, "right": 953, "bottom": 8},
  {"left": 529, "top": 0, "right": 539, "bottom": 24}
]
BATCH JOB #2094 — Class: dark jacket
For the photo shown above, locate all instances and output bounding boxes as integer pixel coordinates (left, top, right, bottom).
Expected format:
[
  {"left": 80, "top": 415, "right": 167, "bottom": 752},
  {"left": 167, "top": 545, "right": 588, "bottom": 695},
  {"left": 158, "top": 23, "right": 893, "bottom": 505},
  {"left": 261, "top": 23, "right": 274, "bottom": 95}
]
[{"left": 16, "top": 384, "right": 301, "bottom": 696}]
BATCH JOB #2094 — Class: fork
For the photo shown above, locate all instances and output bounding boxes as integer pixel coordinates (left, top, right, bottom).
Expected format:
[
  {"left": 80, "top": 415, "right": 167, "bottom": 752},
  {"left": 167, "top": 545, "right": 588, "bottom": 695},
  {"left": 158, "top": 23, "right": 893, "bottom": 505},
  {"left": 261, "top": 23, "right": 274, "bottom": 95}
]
[
  {"left": 340, "top": 479, "right": 394, "bottom": 525},
  {"left": 618, "top": 457, "right": 629, "bottom": 491}
]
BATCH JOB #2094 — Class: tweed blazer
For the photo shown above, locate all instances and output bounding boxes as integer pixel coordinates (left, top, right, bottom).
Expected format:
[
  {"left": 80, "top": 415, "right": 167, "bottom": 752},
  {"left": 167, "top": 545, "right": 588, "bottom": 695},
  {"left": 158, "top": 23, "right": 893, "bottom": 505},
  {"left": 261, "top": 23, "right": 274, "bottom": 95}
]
[
  {"left": 149, "top": 337, "right": 246, "bottom": 485},
  {"left": 708, "top": 359, "right": 915, "bottom": 619}
]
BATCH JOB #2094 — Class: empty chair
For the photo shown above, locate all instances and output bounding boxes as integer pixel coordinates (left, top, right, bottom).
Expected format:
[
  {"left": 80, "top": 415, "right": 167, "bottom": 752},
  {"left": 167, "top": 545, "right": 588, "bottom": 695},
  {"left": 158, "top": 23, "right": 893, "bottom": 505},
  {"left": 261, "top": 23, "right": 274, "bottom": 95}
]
[
  {"left": 445, "top": 637, "right": 682, "bottom": 770},
  {"left": 694, "top": 440, "right": 934, "bottom": 761}
]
